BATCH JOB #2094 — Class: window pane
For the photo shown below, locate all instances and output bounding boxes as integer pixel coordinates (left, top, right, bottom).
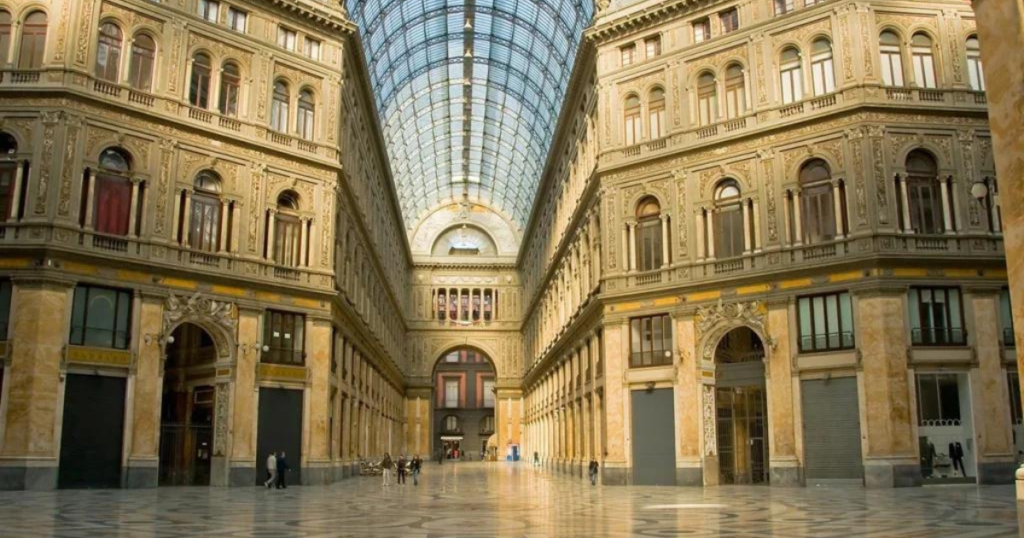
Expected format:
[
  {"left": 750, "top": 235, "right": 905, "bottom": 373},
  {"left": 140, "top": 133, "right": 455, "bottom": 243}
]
[
  {"left": 839, "top": 293, "right": 854, "bottom": 346},
  {"left": 0, "top": 281, "right": 10, "bottom": 341},
  {"left": 84, "top": 288, "right": 116, "bottom": 347},
  {"left": 70, "top": 286, "right": 87, "bottom": 345},
  {"left": 826, "top": 294, "right": 840, "bottom": 349},
  {"left": 812, "top": 296, "right": 826, "bottom": 350},
  {"left": 798, "top": 297, "right": 812, "bottom": 350},
  {"left": 918, "top": 375, "right": 939, "bottom": 423},
  {"left": 937, "top": 374, "right": 961, "bottom": 421}
]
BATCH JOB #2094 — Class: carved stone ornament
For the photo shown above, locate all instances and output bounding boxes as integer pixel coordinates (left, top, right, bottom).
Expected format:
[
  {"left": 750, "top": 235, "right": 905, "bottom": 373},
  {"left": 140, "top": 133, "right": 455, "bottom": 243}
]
[
  {"left": 163, "top": 292, "right": 237, "bottom": 358},
  {"left": 702, "top": 385, "right": 717, "bottom": 456},
  {"left": 695, "top": 299, "right": 766, "bottom": 339},
  {"left": 214, "top": 383, "right": 230, "bottom": 456}
]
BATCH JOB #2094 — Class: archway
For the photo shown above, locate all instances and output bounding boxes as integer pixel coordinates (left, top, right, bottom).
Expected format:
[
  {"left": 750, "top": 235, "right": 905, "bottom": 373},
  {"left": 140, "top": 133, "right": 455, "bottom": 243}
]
[
  {"left": 431, "top": 347, "right": 497, "bottom": 462},
  {"left": 714, "top": 326, "right": 769, "bottom": 485},
  {"left": 158, "top": 322, "right": 218, "bottom": 486}
]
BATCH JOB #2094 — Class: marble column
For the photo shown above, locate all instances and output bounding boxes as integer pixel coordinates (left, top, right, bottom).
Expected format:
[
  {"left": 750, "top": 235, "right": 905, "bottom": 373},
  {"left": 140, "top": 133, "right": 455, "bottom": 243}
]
[
  {"left": 229, "top": 306, "right": 260, "bottom": 486},
  {"left": 752, "top": 199, "right": 763, "bottom": 251},
  {"left": 600, "top": 322, "right": 627, "bottom": 484},
  {"left": 627, "top": 220, "right": 637, "bottom": 272},
  {"left": 940, "top": 176, "right": 953, "bottom": 233},
  {"left": 674, "top": 315, "right": 703, "bottom": 485},
  {"left": 742, "top": 199, "right": 752, "bottom": 253},
  {"left": 792, "top": 190, "right": 804, "bottom": 245},
  {"left": 218, "top": 200, "right": 230, "bottom": 253},
  {"left": 660, "top": 214, "right": 670, "bottom": 266},
  {"left": 181, "top": 192, "right": 193, "bottom": 247},
  {"left": 124, "top": 292, "right": 164, "bottom": 488},
  {"left": 83, "top": 170, "right": 97, "bottom": 230},
  {"left": 832, "top": 181, "right": 845, "bottom": 239},
  {"left": 696, "top": 210, "right": 706, "bottom": 260},
  {"left": 9, "top": 161, "right": 24, "bottom": 220},
  {"left": 898, "top": 176, "right": 913, "bottom": 233},
  {"left": 304, "top": 317, "right": 332, "bottom": 485},
  {"left": 127, "top": 179, "right": 141, "bottom": 238},
  {"left": 968, "top": 289, "right": 1016, "bottom": 483}
]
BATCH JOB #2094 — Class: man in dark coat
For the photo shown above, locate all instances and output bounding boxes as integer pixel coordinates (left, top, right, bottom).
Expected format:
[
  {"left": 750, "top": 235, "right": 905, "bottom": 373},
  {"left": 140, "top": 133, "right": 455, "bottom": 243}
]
[{"left": 276, "top": 450, "right": 290, "bottom": 489}]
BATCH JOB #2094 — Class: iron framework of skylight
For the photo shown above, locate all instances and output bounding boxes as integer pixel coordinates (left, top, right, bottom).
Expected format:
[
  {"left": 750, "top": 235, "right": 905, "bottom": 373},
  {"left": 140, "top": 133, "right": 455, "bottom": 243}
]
[{"left": 344, "top": 0, "right": 594, "bottom": 228}]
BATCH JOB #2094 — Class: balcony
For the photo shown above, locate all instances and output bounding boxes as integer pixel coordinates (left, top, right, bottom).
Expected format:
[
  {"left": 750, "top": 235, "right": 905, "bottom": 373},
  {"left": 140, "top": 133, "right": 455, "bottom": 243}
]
[
  {"left": 912, "top": 327, "right": 967, "bottom": 347},
  {"left": 2, "top": 69, "right": 40, "bottom": 84}
]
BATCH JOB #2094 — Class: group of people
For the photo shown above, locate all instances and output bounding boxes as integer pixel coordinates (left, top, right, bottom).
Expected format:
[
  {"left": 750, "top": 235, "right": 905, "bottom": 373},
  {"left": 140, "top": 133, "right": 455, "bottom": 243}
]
[
  {"left": 264, "top": 451, "right": 291, "bottom": 489},
  {"left": 380, "top": 453, "right": 423, "bottom": 486}
]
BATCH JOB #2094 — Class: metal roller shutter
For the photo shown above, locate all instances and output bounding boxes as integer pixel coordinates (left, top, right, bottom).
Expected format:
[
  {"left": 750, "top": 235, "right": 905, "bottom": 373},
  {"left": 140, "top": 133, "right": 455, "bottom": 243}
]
[{"left": 801, "top": 377, "right": 863, "bottom": 484}]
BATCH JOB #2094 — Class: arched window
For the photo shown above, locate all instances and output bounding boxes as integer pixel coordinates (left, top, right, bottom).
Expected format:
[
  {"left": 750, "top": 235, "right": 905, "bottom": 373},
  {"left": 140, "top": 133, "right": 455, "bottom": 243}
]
[
  {"left": 635, "top": 197, "right": 664, "bottom": 272},
  {"left": 271, "top": 80, "right": 290, "bottom": 133},
  {"left": 623, "top": 94, "right": 641, "bottom": 145},
  {"left": 94, "top": 148, "right": 133, "bottom": 236},
  {"left": 810, "top": 38, "right": 835, "bottom": 96},
  {"left": 799, "top": 159, "right": 837, "bottom": 244},
  {"left": 127, "top": 34, "right": 155, "bottom": 91},
  {"left": 0, "top": 133, "right": 18, "bottom": 221},
  {"left": 906, "top": 150, "right": 943, "bottom": 234},
  {"left": 879, "top": 31, "right": 904, "bottom": 87},
  {"left": 297, "top": 88, "right": 315, "bottom": 140},
  {"left": 0, "top": 11, "right": 11, "bottom": 64},
  {"left": 714, "top": 179, "right": 744, "bottom": 259},
  {"left": 219, "top": 62, "right": 241, "bottom": 117},
  {"left": 648, "top": 88, "right": 665, "bottom": 139},
  {"left": 724, "top": 64, "right": 745, "bottom": 119},
  {"left": 95, "top": 22, "right": 122, "bottom": 82},
  {"left": 911, "top": 33, "right": 936, "bottom": 88},
  {"left": 273, "top": 190, "right": 301, "bottom": 266},
  {"left": 779, "top": 47, "right": 803, "bottom": 104},
  {"left": 189, "top": 171, "right": 222, "bottom": 252},
  {"left": 18, "top": 11, "right": 47, "bottom": 69},
  {"left": 966, "top": 36, "right": 984, "bottom": 92},
  {"left": 189, "top": 53, "right": 212, "bottom": 108},
  {"left": 697, "top": 72, "right": 717, "bottom": 125}
]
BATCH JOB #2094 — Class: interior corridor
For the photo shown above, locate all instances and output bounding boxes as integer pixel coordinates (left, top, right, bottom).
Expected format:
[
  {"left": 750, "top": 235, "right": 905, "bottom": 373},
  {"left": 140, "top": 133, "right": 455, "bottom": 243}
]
[{"left": 0, "top": 462, "right": 1015, "bottom": 537}]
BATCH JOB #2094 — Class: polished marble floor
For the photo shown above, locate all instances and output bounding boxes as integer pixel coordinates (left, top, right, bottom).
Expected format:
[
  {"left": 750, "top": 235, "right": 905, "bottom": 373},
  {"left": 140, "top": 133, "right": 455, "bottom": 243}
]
[{"left": 0, "top": 462, "right": 1019, "bottom": 537}]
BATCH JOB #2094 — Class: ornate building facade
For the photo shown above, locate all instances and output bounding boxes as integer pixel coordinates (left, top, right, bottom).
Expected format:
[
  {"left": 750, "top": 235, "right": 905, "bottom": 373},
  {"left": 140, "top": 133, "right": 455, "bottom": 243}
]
[{"left": 0, "top": 0, "right": 1015, "bottom": 492}]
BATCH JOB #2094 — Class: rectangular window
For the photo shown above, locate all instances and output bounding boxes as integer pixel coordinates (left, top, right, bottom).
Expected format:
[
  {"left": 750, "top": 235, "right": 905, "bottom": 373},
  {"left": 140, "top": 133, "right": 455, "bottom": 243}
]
[
  {"left": 636, "top": 218, "right": 663, "bottom": 271},
  {"left": 880, "top": 48, "right": 905, "bottom": 87},
  {"left": 780, "top": 64, "right": 803, "bottom": 104},
  {"left": 620, "top": 44, "right": 636, "bottom": 67},
  {"left": 483, "top": 379, "right": 495, "bottom": 408},
  {"left": 304, "top": 38, "right": 321, "bottom": 60},
  {"left": 624, "top": 109, "right": 641, "bottom": 145},
  {"left": 69, "top": 285, "right": 132, "bottom": 350},
  {"left": 720, "top": 9, "right": 739, "bottom": 34},
  {"left": 263, "top": 310, "right": 305, "bottom": 365},
  {"left": 226, "top": 7, "right": 247, "bottom": 32},
  {"left": 916, "top": 373, "right": 962, "bottom": 425},
  {"left": 278, "top": 27, "right": 297, "bottom": 51},
  {"left": 0, "top": 281, "right": 10, "bottom": 341},
  {"left": 629, "top": 314, "right": 672, "bottom": 368},
  {"left": 693, "top": 18, "right": 711, "bottom": 43},
  {"left": 94, "top": 175, "right": 132, "bottom": 236},
  {"left": 645, "top": 36, "right": 661, "bottom": 59},
  {"left": 198, "top": 0, "right": 219, "bottom": 22},
  {"left": 909, "top": 287, "right": 965, "bottom": 346},
  {"left": 798, "top": 292, "right": 854, "bottom": 352},
  {"left": 774, "top": 0, "right": 793, "bottom": 15},
  {"left": 912, "top": 50, "right": 937, "bottom": 88},
  {"left": 1001, "top": 288, "right": 1015, "bottom": 347},
  {"left": 445, "top": 379, "right": 459, "bottom": 408}
]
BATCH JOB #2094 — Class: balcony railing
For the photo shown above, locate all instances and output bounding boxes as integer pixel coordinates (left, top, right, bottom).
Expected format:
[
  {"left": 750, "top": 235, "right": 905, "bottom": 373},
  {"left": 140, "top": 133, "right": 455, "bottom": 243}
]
[
  {"left": 799, "top": 332, "right": 855, "bottom": 353},
  {"left": 912, "top": 327, "right": 967, "bottom": 346},
  {"left": 3, "top": 70, "right": 40, "bottom": 84},
  {"left": 93, "top": 79, "right": 122, "bottom": 97}
]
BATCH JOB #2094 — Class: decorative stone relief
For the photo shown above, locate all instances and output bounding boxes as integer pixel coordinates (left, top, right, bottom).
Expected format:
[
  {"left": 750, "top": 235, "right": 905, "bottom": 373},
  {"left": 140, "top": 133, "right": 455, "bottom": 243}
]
[
  {"left": 74, "top": 0, "right": 96, "bottom": 66},
  {"left": 861, "top": 10, "right": 874, "bottom": 77},
  {"left": 888, "top": 133, "right": 920, "bottom": 165},
  {"left": 604, "top": 189, "right": 617, "bottom": 270},
  {"left": 321, "top": 193, "right": 332, "bottom": 266},
  {"left": 248, "top": 162, "right": 265, "bottom": 252},
  {"left": 58, "top": 116, "right": 83, "bottom": 217},
  {"left": 846, "top": 128, "right": 868, "bottom": 226},
  {"left": 946, "top": 14, "right": 963, "bottom": 83},
  {"left": 673, "top": 170, "right": 688, "bottom": 256},
  {"left": 35, "top": 112, "right": 60, "bottom": 215},
  {"left": 154, "top": 139, "right": 176, "bottom": 237},
  {"left": 840, "top": 7, "right": 854, "bottom": 81},
  {"left": 702, "top": 385, "right": 717, "bottom": 456},
  {"left": 257, "top": 52, "right": 271, "bottom": 121},
  {"left": 926, "top": 135, "right": 953, "bottom": 168},
  {"left": 100, "top": 2, "right": 165, "bottom": 30},
  {"left": 686, "top": 45, "right": 746, "bottom": 75},
  {"left": 696, "top": 300, "right": 766, "bottom": 348},
  {"left": 85, "top": 126, "right": 117, "bottom": 159},
  {"left": 869, "top": 129, "right": 889, "bottom": 225},
  {"left": 214, "top": 383, "right": 229, "bottom": 456},
  {"left": 167, "top": 20, "right": 185, "bottom": 94},
  {"left": 959, "top": 130, "right": 980, "bottom": 226},
  {"left": 54, "top": 0, "right": 72, "bottom": 62},
  {"left": 163, "top": 292, "right": 237, "bottom": 358},
  {"left": 759, "top": 151, "right": 778, "bottom": 242}
]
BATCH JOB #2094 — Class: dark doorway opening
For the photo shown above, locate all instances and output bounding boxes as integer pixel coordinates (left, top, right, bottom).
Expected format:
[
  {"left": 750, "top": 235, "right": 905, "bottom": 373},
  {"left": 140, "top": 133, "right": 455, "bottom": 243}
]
[
  {"left": 58, "top": 373, "right": 127, "bottom": 488},
  {"left": 256, "top": 387, "right": 303, "bottom": 485},
  {"left": 631, "top": 388, "right": 676, "bottom": 485},
  {"left": 159, "top": 323, "right": 217, "bottom": 486},
  {"left": 715, "top": 327, "right": 769, "bottom": 485}
]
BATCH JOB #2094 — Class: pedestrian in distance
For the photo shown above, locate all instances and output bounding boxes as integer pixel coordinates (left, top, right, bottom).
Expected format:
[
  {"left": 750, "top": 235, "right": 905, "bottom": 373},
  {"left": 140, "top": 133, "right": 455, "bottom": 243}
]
[
  {"left": 276, "top": 450, "right": 290, "bottom": 489},
  {"left": 397, "top": 454, "right": 407, "bottom": 485},
  {"left": 588, "top": 459, "right": 599, "bottom": 486},
  {"left": 533, "top": 451, "right": 540, "bottom": 467},
  {"left": 381, "top": 452, "right": 393, "bottom": 486},
  {"left": 411, "top": 454, "right": 422, "bottom": 486},
  {"left": 264, "top": 451, "right": 277, "bottom": 488}
]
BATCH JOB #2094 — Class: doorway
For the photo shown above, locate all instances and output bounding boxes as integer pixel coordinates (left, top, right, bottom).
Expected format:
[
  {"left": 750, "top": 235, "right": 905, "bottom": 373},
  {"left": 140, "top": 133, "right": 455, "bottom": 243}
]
[
  {"left": 715, "top": 327, "right": 769, "bottom": 485},
  {"left": 631, "top": 388, "right": 676, "bottom": 485},
  {"left": 159, "top": 323, "right": 217, "bottom": 486},
  {"left": 256, "top": 387, "right": 303, "bottom": 485},
  {"left": 58, "top": 374, "right": 127, "bottom": 488}
]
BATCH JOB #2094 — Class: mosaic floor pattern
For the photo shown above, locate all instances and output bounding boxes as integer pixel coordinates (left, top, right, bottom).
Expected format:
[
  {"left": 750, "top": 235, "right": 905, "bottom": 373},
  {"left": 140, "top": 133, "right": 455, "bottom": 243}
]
[{"left": 0, "top": 462, "right": 1019, "bottom": 537}]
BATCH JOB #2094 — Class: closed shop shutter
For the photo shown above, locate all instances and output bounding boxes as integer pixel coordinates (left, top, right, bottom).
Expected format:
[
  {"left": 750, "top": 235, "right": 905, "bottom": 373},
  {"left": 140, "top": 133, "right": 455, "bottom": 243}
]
[{"left": 801, "top": 377, "right": 863, "bottom": 483}]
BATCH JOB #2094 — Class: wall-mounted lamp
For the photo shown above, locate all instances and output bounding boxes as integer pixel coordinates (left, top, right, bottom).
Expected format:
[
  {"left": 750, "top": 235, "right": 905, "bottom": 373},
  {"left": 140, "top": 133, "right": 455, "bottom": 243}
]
[
  {"left": 143, "top": 333, "right": 175, "bottom": 347},
  {"left": 644, "top": 381, "right": 656, "bottom": 392},
  {"left": 971, "top": 179, "right": 990, "bottom": 207}
]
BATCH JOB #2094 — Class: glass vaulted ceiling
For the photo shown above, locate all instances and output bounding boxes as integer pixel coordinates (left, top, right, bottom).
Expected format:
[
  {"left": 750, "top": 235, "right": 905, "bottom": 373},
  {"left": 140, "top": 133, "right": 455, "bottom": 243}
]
[{"left": 345, "top": 0, "right": 593, "bottom": 228}]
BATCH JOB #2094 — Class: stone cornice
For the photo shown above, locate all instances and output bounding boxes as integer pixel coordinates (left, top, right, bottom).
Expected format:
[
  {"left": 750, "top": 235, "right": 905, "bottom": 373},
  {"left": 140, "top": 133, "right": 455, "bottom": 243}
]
[
  {"left": 588, "top": 0, "right": 700, "bottom": 44},
  {"left": 266, "top": 0, "right": 357, "bottom": 34}
]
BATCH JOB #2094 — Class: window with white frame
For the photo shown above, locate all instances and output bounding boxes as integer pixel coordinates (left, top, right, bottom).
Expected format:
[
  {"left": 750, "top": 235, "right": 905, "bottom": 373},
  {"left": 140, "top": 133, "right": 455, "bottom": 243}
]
[
  {"left": 966, "top": 36, "right": 984, "bottom": 92},
  {"left": 623, "top": 94, "right": 641, "bottom": 145},
  {"left": 779, "top": 47, "right": 803, "bottom": 104},
  {"left": 879, "top": 31, "right": 905, "bottom": 86},
  {"left": 810, "top": 38, "right": 836, "bottom": 95},
  {"left": 693, "top": 18, "right": 711, "bottom": 43},
  {"left": 226, "top": 7, "right": 246, "bottom": 32},
  {"left": 444, "top": 380, "right": 459, "bottom": 408},
  {"left": 911, "top": 33, "right": 937, "bottom": 88},
  {"left": 697, "top": 72, "right": 717, "bottom": 126},
  {"left": 278, "top": 26, "right": 297, "bottom": 51},
  {"left": 648, "top": 87, "right": 665, "bottom": 139},
  {"left": 724, "top": 64, "right": 745, "bottom": 119},
  {"left": 304, "top": 37, "right": 321, "bottom": 60},
  {"left": 483, "top": 379, "right": 495, "bottom": 407},
  {"left": 198, "top": 0, "right": 219, "bottom": 22}
]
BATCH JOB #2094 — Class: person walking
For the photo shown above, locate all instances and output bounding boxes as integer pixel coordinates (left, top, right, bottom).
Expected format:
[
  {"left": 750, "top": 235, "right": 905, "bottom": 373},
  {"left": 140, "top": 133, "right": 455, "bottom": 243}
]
[
  {"left": 276, "top": 451, "right": 290, "bottom": 489},
  {"left": 588, "top": 459, "right": 599, "bottom": 486},
  {"left": 381, "top": 452, "right": 393, "bottom": 486},
  {"left": 411, "top": 454, "right": 422, "bottom": 486},
  {"left": 533, "top": 451, "right": 540, "bottom": 467},
  {"left": 397, "top": 455, "right": 407, "bottom": 485},
  {"left": 264, "top": 452, "right": 277, "bottom": 488}
]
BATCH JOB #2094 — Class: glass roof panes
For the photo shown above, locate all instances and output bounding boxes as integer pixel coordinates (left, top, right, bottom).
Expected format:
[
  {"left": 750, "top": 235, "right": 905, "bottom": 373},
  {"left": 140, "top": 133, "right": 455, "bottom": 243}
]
[{"left": 345, "top": 0, "right": 593, "bottom": 228}]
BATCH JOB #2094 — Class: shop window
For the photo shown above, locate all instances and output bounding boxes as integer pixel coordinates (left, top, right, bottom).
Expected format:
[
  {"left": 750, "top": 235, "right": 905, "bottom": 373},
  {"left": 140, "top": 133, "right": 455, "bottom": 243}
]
[
  {"left": 879, "top": 31, "right": 905, "bottom": 87},
  {"left": 916, "top": 373, "right": 961, "bottom": 426},
  {"left": 797, "top": 292, "right": 854, "bottom": 352},
  {"left": 629, "top": 313, "right": 672, "bottom": 368},
  {"left": 262, "top": 310, "right": 305, "bottom": 365},
  {"left": 69, "top": 285, "right": 132, "bottom": 349},
  {"left": 1001, "top": 288, "right": 1014, "bottom": 347},
  {"left": 0, "top": 280, "right": 10, "bottom": 340},
  {"left": 480, "top": 415, "right": 494, "bottom": 434},
  {"left": 95, "top": 22, "right": 123, "bottom": 82},
  {"left": 720, "top": 8, "right": 739, "bottom": 34},
  {"left": 18, "top": 11, "right": 47, "bottom": 69},
  {"left": 128, "top": 34, "right": 156, "bottom": 92},
  {"left": 909, "top": 287, "right": 965, "bottom": 346}
]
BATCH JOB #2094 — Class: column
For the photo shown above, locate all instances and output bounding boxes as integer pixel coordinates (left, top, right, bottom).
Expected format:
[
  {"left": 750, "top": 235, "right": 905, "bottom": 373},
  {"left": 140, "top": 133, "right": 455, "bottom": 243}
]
[
  {"left": 765, "top": 299, "right": 799, "bottom": 485},
  {"left": 792, "top": 190, "right": 804, "bottom": 245},
  {"left": 9, "top": 161, "right": 24, "bottom": 220},
  {"left": 124, "top": 292, "right": 164, "bottom": 488},
  {"left": 83, "top": 170, "right": 97, "bottom": 229},
  {"left": 696, "top": 210, "right": 706, "bottom": 260},
  {"left": 305, "top": 317, "right": 333, "bottom": 484},
  {"left": 266, "top": 209, "right": 277, "bottom": 260},
  {"left": 832, "top": 181, "right": 845, "bottom": 239},
  {"left": 968, "top": 289, "right": 1016, "bottom": 484},
  {"left": 181, "top": 191, "right": 193, "bottom": 247},
  {"left": 707, "top": 209, "right": 716, "bottom": 259},
  {"left": 621, "top": 225, "right": 629, "bottom": 271},
  {"left": 299, "top": 217, "right": 309, "bottom": 267},
  {"left": 218, "top": 200, "right": 230, "bottom": 252},
  {"left": 229, "top": 306, "right": 262, "bottom": 485},
  {"left": 752, "top": 199, "right": 763, "bottom": 251},
  {"left": 231, "top": 202, "right": 242, "bottom": 253},
  {"left": 949, "top": 175, "right": 963, "bottom": 231},
  {"left": 627, "top": 221, "right": 637, "bottom": 272},
  {"left": 127, "top": 179, "right": 141, "bottom": 238},
  {"left": 660, "top": 214, "right": 670, "bottom": 266},
  {"left": 742, "top": 199, "right": 752, "bottom": 253},
  {"left": 898, "top": 175, "right": 913, "bottom": 233},
  {"left": 939, "top": 176, "right": 953, "bottom": 233},
  {"left": 599, "top": 322, "right": 627, "bottom": 484}
]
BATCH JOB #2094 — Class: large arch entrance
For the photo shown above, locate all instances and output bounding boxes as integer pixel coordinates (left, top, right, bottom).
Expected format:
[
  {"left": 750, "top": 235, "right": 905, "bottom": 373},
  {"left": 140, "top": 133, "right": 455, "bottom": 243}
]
[
  {"left": 714, "top": 327, "right": 769, "bottom": 485},
  {"left": 432, "top": 347, "right": 497, "bottom": 462},
  {"left": 158, "top": 323, "right": 218, "bottom": 486}
]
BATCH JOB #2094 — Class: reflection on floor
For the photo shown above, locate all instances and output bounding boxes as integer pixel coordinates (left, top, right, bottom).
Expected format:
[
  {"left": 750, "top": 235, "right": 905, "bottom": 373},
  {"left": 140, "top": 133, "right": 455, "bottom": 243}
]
[{"left": 0, "top": 462, "right": 1018, "bottom": 537}]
